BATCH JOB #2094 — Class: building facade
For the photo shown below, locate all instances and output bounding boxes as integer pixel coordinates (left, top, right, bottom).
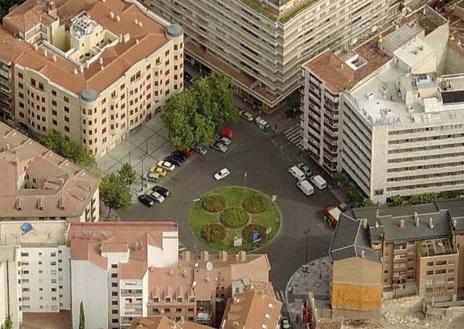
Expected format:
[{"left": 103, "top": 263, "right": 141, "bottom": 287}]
[
  {"left": 330, "top": 199, "right": 464, "bottom": 311},
  {"left": 2, "top": 0, "right": 183, "bottom": 157},
  {"left": 144, "top": 0, "right": 424, "bottom": 110}
]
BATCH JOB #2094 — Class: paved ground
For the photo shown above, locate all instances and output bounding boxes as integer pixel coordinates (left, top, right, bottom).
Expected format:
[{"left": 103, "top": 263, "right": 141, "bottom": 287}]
[{"left": 116, "top": 114, "right": 339, "bottom": 294}]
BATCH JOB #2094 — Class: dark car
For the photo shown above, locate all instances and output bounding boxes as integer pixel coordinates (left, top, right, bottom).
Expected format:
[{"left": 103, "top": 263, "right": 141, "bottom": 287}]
[
  {"left": 175, "top": 146, "right": 194, "bottom": 158},
  {"left": 164, "top": 156, "right": 182, "bottom": 166},
  {"left": 210, "top": 140, "right": 227, "bottom": 153},
  {"left": 138, "top": 194, "right": 155, "bottom": 207},
  {"left": 171, "top": 150, "right": 187, "bottom": 161},
  {"left": 297, "top": 162, "right": 313, "bottom": 178},
  {"left": 152, "top": 185, "right": 171, "bottom": 198}
]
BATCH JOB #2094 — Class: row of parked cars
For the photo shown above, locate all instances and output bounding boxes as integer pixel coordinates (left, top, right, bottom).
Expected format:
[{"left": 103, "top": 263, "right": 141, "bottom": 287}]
[
  {"left": 239, "top": 110, "right": 272, "bottom": 132},
  {"left": 288, "top": 163, "right": 327, "bottom": 196}
]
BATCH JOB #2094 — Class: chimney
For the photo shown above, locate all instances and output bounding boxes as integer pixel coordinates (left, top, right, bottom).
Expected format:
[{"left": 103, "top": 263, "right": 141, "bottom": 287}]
[
  {"left": 139, "top": 21, "right": 143, "bottom": 28},
  {"left": 181, "top": 251, "right": 190, "bottom": 262},
  {"left": 239, "top": 250, "right": 246, "bottom": 261},
  {"left": 362, "top": 218, "right": 368, "bottom": 229},
  {"left": 109, "top": 11, "right": 114, "bottom": 19},
  {"left": 219, "top": 251, "right": 228, "bottom": 261},
  {"left": 453, "top": 219, "right": 457, "bottom": 229},
  {"left": 116, "top": 15, "right": 120, "bottom": 22},
  {"left": 361, "top": 250, "right": 365, "bottom": 258},
  {"left": 99, "top": 57, "right": 103, "bottom": 65},
  {"left": 400, "top": 219, "right": 405, "bottom": 229},
  {"left": 52, "top": 55, "right": 57, "bottom": 62},
  {"left": 73, "top": 68, "right": 78, "bottom": 75},
  {"left": 79, "top": 66, "right": 84, "bottom": 73},
  {"left": 429, "top": 217, "right": 434, "bottom": 229},
  {"left": 200, "top": 250, "right": 209, "bottom": 262},
  {"left": 44, "top": 49, "right": 48, "bottom": 57}
]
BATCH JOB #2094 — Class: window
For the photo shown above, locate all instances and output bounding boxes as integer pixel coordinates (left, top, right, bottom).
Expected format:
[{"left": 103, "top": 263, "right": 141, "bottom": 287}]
[
  {"left": 64, "top": 106, "right": 69, "bottom": 113},
  {"left": 18, "top": 72, "right": 23, "bottom": 79},
  {"left": 64, "top": 96, "right": 69, "bottom": 103},
  {"left": 64, "top": 126, "right": 69, "bottom": 132},
  {"left": 64, "top": 116, "right": 69, "bottom": 122},
  {"left": 52, "top": 90, "right": 57, "bottom": 96}
]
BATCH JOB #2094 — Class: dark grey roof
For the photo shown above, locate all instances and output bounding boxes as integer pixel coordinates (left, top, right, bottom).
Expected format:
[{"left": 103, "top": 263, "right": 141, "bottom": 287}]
[
  {"left": 166, "top": 24, "right": 183, "bottom": 39},
  {"left": 80, "top": 89, "right": 98, "bottom": 102},
  {"left": 436, "top": 199, "right": 464, "bottom": 233},
  {"left": 329, "top": 214, "right": 380, "bottom": 263}
]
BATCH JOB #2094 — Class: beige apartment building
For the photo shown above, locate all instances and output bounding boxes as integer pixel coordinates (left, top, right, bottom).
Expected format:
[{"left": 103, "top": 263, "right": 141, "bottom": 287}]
[
  {"left": 0, "top": 121, "right": 99, "bottom": 222},
  {"left": 143, "top": 0, "right": 424, "bottom": 110},
  {"left": 2, "top": 0, "right": 183, "bottom": 157},
  {"left": 330, "top": 199, "right": 464, "bottom": 311}
]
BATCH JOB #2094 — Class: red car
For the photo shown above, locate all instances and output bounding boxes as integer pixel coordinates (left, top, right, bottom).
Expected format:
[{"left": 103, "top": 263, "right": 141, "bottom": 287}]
[
  {"left": 221, "top": 127, "right": 234, "bottom": 139},
  {"left": 175, "top": 146, "right": 194, "bottom": 158}
]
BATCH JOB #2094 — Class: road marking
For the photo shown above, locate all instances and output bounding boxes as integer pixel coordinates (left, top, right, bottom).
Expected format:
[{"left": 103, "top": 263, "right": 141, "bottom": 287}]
[
  {"left": 283, "top": 124, "right": 304, "bottom": 150},
  {"left": 276, "top": 290, "right": 286, "bottom": 304}
]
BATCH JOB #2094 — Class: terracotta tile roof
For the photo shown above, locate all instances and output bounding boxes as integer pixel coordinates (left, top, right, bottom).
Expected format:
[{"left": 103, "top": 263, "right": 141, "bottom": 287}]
[
  {"left": 0, "top": 122, "right": 99, "bottom": 218},
  {"left": 0, "top": 26, "right": 30, "bottom": 64},
  {"left": 129, "top": 316, "right": 210, "bottom": 329},
  {"left": 8, "top": 0, "right": 169, "bottom": 94},
  {"left": 222, "top": 291, "right": 282, "bottom": 329},
  {"left": 3, "top": 0, "right": 57, "bottom": 34},
  {"left": 68, "top": 222, "right": 177, "bottom": 275}
]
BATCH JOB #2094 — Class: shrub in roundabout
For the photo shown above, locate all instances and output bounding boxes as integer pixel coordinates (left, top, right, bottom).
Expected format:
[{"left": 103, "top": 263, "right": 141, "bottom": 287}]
[
  {"left": 242, "top": 224, "right": 267, "bottom": 243},
  {"left": 220, "top": 208, "right": 249, "bottom": 229},
  {"left": 242, "top": 194, "right": 268, "bottom": 214},
  {"left": 201, "top": 224, "right": 227, "bottom": 242},
  {"left": 201, "top": 194, "right": 226, "bottom": 213}
]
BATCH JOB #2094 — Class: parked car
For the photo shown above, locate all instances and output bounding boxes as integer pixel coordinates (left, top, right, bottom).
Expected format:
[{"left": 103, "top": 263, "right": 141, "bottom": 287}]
[
  {"left": 176, "top": 146, "right": 194, "bottom": 158},
  {"left": 164, "top": 156, "right": 182, "bottom": 166},
  {"left": 310, "top": 175, "right": 327, "bottom": 190},
  {"left": 297, "top": 180, "right": 314, "bottom": 196},
  {"left": 288, "top": 166, "right": 306, "bottom": 181},
  {"left": 193, "top": 145, "right": 208, "bottom": 155},
  {"left": 280, "top": 317, "right": 291, "bottom": 329},
  {"left": 255, "top": 116, "right": 272, "bottom": 133},
  {"left": 171, "top": 150, "right": 187, "bottom": 161},
  {"left": 323, "top": 205, "right": 342, "bottom": 229},
  {"left": 152, "top": 166, "right": 167, "bottom": 177},
  {"left": 157, "top": 160, "right": 175, "bottom": 171},
  {"left": 150, "top": 191, "right": 165, "bottom": 203},
  {"left": 220, "top": 127, "right": 234, "bottom": 139},
  {"left": 239, "top": 110, "right": 254, "bottom": 122},
  {"left": 138, "top": 194, "right": 155, "bottom": 207},
  {"left": 152, "top": 185, "right": 171, "bottom": 198},
  {"left": 218, "top": 136, "right": 232, "bottom": 146},
  {"left": 214, "top": 168, "right": 231, "bottom": 180},
  {"left": 145, "top": 172, "right": 159, "bottom": 183},
  {"left": 297, "top": 162, "right": 313, "bottom": 177},
  {"left": 210, "top": 141, "right": 228, "bottom": 153}
]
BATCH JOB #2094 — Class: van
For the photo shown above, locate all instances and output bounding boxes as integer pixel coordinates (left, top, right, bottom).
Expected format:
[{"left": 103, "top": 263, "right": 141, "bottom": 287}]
[
  {"left": 297, "top": 180, "right": 314, "bottom": 196},
  {"left": 288, "top": 166, "right": 305, "bottom": 181},
  {"left": 310, "top": 175, "right": 327, "bottom": 190}
]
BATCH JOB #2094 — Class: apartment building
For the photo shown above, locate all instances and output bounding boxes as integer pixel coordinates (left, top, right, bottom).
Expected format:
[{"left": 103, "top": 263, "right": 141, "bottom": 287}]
[
  {"left": 0, "top": 122, "right": 99, "bottom": 221},
  {"left": 329, "top": 199, "right": 464, "bottom": 311},
  {"left": 0, "top": 221, "right": 70, "bottom": 328},
  {"left": 143, "top": 0, "right": 424, "bottom": 110},
  {"left": 2, "top": 0, "right": 183, "bottom": 157},
  {"left": 129, "top": 316, "right": 210, "bottom": 329},
  {"left": 301, "top": 6, "right": 447, "bottom": 176},
  {"left": 0, "top": 28, "right": 30, "bottom": 123}
]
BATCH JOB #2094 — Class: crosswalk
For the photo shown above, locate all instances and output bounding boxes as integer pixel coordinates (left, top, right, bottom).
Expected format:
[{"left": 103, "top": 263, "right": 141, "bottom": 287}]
[
  {"left": 275, "top": 290, "right": 287, "bottom": 304},
  {"left": 283, "top": 124, "right": 304, "bottom": 150}
]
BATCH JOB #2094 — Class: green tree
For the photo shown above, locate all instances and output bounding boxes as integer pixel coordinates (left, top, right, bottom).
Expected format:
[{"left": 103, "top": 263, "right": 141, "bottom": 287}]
[
  {"left": 118, "top": 163, "right": 137, "bottom": 187},
  {"left": 390, "top": 195, "right": 409, "bottom": 207},
  {"left": 0, "top": 316, "right": 12, "bottom": 329},
  {"left": 100, "top": 173, "right": 131, "bottom": 219},
  {"left": 78, "top": 301, "right": 85, "bottom": 329},
  {"left": 361, "top": 198, "right": 375, "bottom": 207},
  {"left": 0, "top": 0, "right": 25, "bottom": 19},
  {"left": 162, "top": 74, "right": 238, "bottom": 150},
  {"left": 286, "top": 94, "right": 301, "bottom": 118}
]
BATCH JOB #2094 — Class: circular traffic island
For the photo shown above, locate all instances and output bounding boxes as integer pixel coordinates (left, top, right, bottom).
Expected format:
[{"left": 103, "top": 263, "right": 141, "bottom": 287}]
[{"left": 190, "top": 186, "right": 281, "bottom": 251}]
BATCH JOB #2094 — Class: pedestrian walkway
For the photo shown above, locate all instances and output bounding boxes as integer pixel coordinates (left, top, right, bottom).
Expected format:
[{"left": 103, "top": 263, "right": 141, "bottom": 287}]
[{"left": 283, "top": 124, "right": 304, "bottom": 150}]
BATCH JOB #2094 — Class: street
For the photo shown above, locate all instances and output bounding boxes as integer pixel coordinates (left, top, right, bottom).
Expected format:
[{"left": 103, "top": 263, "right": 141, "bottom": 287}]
[{"left": 117, "top": 117, "right": 339, "bottom": 293}]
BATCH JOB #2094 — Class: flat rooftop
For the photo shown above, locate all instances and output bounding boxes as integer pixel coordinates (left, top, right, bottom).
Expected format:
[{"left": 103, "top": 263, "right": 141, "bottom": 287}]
[
  {"left": 240, "top": 0, "right": 320, "bottom": 22},
  {"left": 0, "top": 220, "right": 68, "bottom": 246},
  {"left": 418, "top": 238, "right": 456, "bottom": 257}
]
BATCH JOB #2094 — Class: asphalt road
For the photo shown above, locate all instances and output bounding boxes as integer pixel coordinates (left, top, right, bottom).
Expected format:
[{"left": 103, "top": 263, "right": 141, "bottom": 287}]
[{"left": 117, "top": 119, "right": 339, "bottom": 291}]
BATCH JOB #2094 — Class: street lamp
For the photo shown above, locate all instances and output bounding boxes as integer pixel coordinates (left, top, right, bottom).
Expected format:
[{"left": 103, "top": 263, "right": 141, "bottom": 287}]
[
  {"left": 140, "top": 155, "right": 145, "bottom": 192},
  {"left": 304, "top": 229, "right": 310, "bottom": 264},
  {"left": 244, "top": 171, "right": 247, "bottom": 187}
]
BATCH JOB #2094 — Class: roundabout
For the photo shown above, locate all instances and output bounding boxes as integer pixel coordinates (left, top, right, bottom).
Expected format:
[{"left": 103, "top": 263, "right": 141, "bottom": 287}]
[{"left": 189, "top": 186, "right": 281, "bottom": 251}]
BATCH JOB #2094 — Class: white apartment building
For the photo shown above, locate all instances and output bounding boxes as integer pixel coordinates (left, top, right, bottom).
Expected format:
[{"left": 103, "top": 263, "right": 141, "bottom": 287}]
[
  {"left": 144, "top": 0, "right": 424, "bottom": 110},
  {"left": 0, "top": 221, "right": 70, "bottom": 328},
  {"left": 335, "top": 7, "right": 464, "bottom": 204},
  {"left": 68, "top": 222, "right": 179, "bottom": 329},
  {"left": 2, "top": 0, "right": 184, "bottom": 158}
]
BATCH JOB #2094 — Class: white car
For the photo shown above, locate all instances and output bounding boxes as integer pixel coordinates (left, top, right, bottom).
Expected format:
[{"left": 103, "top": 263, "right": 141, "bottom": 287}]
[
  {"left": 150, "top": 191, "right": 165, "bottom": 203},
  {"left": 219, "top": 137, "right": 232, "bottom": 146},
  {"left": 145, "top": 172, "right": 159, "bottom": 183},
  {"left": 214, "top": 168, "right": 231, "bottom": 181},
  {"left": 157, "top": 160, "right": 175, "bottom": 171}
]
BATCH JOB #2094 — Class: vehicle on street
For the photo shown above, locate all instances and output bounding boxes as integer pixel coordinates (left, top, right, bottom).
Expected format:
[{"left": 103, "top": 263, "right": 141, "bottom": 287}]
[
  {"left": 210, "top": 141, "right": 228, "bottom": 153},
  {"left": 214, "top": 168, "right": 231, "bottom": 180},
  {"left": 151, "top": 166, "right": 167, "bottom": 177},
  {"left": 255, "top": 116, "right": 272, "bottom": 133},
  {"left": 288, "top": 166, "right": 306, "bottom": 181},
  {"left": 310, "top": 175, "right": 327, "bottom": 190},
  {"left": 171, "top": 150, "right": 187, "bottom": 161},
  {"left": 164, "top": 155, "right": 183, "bottom": 166},
  {"left": 297, "top": 180, "right": 314, "bottom": 196},
  {"left": 280, "top": 317, "right": 291, "bottom": 329},
  {"left": 138, "top": 194, "right": 155, "bottom": 207},
  {"left": 239, "top": 110, "right": 254, "bottom": 122},
  {"left": 193, "top": 145, "right": 208, "bottom": 155},
  {"left": 157, "top": 160, "right": 175, "bottom": 171},
  {"left": 220, "top": 127, "right": 234, "bottom": 139},
  {"left": 297, "top": 163, "right": 312, "bottom": 177},
  {"left": 218, "top": 136, "right": 232, "bottom": 146},
  {"left": 150, "top": 191, "right": 165, "bottom": 203},
  {"left": 145, "top": 172, "right": 159, "bottom": 183},
  {"left": 323, "top": 205, "right": 342, "bottom": 229},
  {"left": 152, "top": 185, "right": 171, "bottom": 198}
]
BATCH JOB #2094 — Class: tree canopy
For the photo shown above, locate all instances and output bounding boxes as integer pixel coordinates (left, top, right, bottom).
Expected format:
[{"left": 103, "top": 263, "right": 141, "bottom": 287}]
[
  {"left": 0, "top": 0, "right": 25, "bottom": 19},
  {"left": 118, "top": 163, "right": 137, "bottom": 187},
  {"left": 100, "top": 173, "right": 131, "bottom": 218},
  {"left": 40, "top": 130, "right": 94, "bottom": 167},
  {"left": 162, "top": 74, "right": 238, "bottom": 150}
]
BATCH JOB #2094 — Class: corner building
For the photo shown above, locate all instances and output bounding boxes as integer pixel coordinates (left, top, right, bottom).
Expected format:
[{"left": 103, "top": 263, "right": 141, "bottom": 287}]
[{"left": 2, "top": 0, "right": 184, "bottom": 157}]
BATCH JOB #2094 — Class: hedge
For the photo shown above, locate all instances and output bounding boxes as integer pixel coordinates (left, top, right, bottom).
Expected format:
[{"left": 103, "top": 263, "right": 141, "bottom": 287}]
[
  {"left": 242, "top": 224, "right": 267, "bottom": 243},
  {"left": 201, "top": 224, "right": 227, "bottom": 242},
  {"left": 220, "top": 208, "right": 248, "bottom": 229},
  {"left": 242, "top": 194, "right": 268, "bottom": 214},
  {"left": 201, "top": 194, "right": 226, "bottom": 212}
]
